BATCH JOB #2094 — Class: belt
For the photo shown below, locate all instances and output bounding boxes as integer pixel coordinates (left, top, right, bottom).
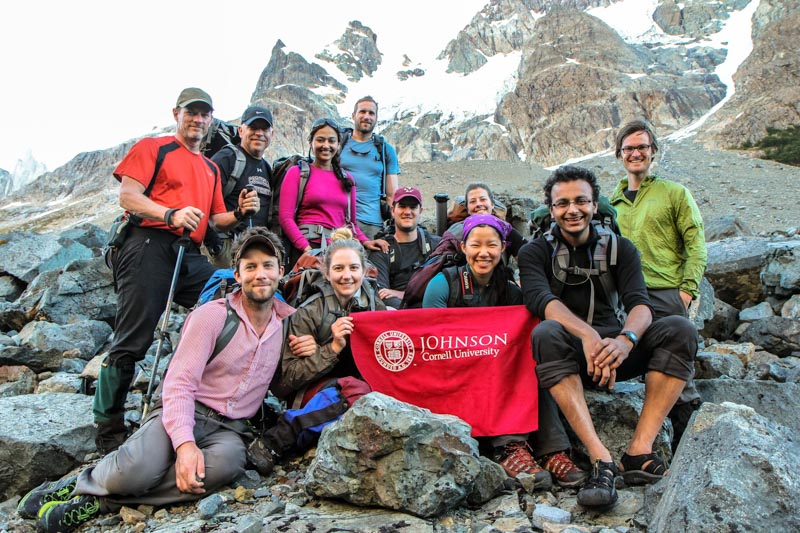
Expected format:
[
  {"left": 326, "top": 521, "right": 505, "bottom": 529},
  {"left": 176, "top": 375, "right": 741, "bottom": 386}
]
[{"left": 193, "top": 401, "right": 251, "bottom": 435}]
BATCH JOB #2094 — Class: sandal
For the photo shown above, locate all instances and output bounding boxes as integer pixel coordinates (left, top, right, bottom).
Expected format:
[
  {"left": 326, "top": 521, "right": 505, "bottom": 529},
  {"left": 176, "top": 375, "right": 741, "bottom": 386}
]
[{"left": 620, "top": 452, "right": 668, "bottom": 485}]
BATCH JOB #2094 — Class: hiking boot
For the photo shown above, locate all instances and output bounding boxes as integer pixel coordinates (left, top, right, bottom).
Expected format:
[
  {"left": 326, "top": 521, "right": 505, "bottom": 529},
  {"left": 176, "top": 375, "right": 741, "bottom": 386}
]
[
  {"left": 37, "top": 495, "right": 102, "bottom": 533},
  {"left": 93, "top": 420, "right": 129, "bottom": 455},
  {"left": 668, "top": 399, "right": 702, "bottom": 452},
  {"left": 17, "top": 476, "right": 77, "bottom": 519},
  {"left": 492, "top": 441, "right": 553, "bottom": 490},
  {"left": 540, "top": 451, "right": 588, "bottom": 488},
  {"left": 577, "top": 459, "right": 621, "bottom": 509}
]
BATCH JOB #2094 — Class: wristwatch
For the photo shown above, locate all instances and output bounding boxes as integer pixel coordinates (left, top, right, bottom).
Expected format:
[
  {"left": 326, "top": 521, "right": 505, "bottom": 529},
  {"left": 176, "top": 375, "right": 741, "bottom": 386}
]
[{"left": 620, "top": 330, "right": 639, "bottom": 348}]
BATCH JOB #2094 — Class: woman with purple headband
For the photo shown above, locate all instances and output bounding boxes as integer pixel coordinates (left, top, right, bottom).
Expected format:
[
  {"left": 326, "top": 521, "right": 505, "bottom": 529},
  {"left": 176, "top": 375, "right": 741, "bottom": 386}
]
[{"left": 421, "top": 213, "right": 552, "bottom": 487}]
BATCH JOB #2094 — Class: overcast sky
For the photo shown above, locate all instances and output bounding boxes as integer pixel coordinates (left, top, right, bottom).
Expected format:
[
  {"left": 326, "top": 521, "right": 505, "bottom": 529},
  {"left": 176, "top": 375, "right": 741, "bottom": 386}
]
[{"left": 0, "top": 0, "right": 487, "bottom": 172}]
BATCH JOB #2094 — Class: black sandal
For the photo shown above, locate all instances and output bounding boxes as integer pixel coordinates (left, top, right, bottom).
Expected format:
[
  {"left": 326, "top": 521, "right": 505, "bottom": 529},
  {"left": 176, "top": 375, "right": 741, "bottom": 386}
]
[{"left": 620, "top": 452, "right": 668, "bottom": 485}]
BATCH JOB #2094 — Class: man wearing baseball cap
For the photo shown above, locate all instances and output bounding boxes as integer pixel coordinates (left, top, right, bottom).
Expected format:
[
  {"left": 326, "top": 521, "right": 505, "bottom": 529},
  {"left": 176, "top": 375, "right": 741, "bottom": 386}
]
[
  {"left": 205, "top": 105, "right": 277, "bottom": 268},
  {"left": 93, "top": 87, "right": 260, "bottom": 454},
  {"left": 369, "top": 186, "right": 440, "bottom": 308},
  {"left": 23, "top": 228, "right": 292, "bottom": 532}
]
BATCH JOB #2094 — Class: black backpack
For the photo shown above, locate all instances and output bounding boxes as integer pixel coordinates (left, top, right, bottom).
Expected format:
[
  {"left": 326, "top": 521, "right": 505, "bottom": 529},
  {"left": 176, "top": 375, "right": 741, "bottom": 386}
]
[
  {"left": 399, "top": 230, "right": 464, "bottom": 309},
  {"left": 530, "top": 197, "right": 625, "bottom": 327},
  {"left": 201, "top": 118, "right": 241, "bottom": 159}
]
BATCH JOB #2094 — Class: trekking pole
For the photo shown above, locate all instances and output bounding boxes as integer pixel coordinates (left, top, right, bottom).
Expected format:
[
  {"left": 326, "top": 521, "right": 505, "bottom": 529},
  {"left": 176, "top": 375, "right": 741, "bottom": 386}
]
[
  {"left": 434, "top": 193, "right": 450, "bottom": 236},
  {"left": 245, "top": 184, "right": 254, "bottom": 228},
  {"left": 141, "top": 228, "right": 191, "bottom": 420}
]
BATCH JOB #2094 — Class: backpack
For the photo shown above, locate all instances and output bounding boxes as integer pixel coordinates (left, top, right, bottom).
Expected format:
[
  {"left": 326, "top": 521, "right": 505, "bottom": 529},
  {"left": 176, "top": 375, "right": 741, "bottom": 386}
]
[
  {"left": 399, "top": 230, "right": 464, "bottom": 309},
  {"left": 375, "top": 226, "right": 440, "bottom": 280},
  {"left": 447, "top": 196, "right": 507, "bottom": 226},
  {"left": 270, "top": 155, "right": 313, "bottom": 234},
  {"left": 341, "top": 128, "right": 391, "bottom": 221},
  {"left": 544, "top": 220, "right": 625, "bottom": 327},
  {"left": 201, "top": 118, "right": 241, "bottom": 159}
]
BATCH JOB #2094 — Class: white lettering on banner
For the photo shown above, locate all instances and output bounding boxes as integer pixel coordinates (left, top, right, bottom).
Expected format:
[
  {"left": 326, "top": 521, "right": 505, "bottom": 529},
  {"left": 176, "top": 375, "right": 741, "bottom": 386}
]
[
  {"left": 420, "top": 334, "right": 508, "bottom": 351},
  {"left": 374, "top": 331, "right": 415, "bottom": 372}
]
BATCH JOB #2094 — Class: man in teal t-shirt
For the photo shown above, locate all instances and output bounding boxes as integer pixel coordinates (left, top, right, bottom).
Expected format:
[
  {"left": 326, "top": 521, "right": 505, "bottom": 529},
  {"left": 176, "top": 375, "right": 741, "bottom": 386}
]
[{"left": 339, "top": 96, "right": 400, "bottom": 239}]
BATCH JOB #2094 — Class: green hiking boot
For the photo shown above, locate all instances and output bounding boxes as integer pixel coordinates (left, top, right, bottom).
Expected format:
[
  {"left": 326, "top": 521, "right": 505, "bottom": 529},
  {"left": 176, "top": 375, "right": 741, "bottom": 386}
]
[
  {"left": 93, "top": 362, "right": 135, "bottom": 454},
  {"left": 37, "top": 494, "right": 102, "bottom": 533},
  {"left": 17, "top": 475, "right": 77, "bottom": 519}
]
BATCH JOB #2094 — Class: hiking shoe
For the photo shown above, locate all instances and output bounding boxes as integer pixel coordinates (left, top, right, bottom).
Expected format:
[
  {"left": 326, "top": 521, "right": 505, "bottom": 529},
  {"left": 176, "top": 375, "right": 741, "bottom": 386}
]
[
  {"left": 540, "top": 451, "right": 588, "bottom": 488},
  {"left": 668, "top": 399, "right": 702, "bottom": 452},
  {"left": 37, "top": 495, "right": 102, "bottom": 533},
  {"left": 93, "top": 420, "right": 129, "bottom": 455},
  {"left": 577, "top": 459, "right": 621, "bottom": 509},
  {"left": 17, "top": 476, "right": 77, "bottom": 519},
  {"left": 492, "top": 441, "right": 553, "bottom": 490}
]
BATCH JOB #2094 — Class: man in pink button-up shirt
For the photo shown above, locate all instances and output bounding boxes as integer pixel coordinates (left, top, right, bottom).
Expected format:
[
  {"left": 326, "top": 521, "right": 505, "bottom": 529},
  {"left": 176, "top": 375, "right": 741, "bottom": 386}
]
[{"left": 22, "top": 228, "right": 293, "bottom": 532}]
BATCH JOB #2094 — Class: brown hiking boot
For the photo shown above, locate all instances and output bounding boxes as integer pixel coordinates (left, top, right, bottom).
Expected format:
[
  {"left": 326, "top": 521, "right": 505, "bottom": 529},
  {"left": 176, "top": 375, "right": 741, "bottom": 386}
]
[
  {"left": 540, "top": 450, "right": 588, "bottom": 488},
  {"left": 492, "top": 441, "right": 553, "bottom": 489}
]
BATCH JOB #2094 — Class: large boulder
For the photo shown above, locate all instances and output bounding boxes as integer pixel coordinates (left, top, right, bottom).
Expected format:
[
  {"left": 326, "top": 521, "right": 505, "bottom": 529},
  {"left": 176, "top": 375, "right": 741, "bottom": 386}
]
[
  {"left": 566, "top": 382, "right": 672, "bottom": 468},
  {"left": 694, "top": 379, "right": 800, "bottom": 433},
  {"left": 304, "top": 392, "right": 505, "bottom": 518},
  {"left": 704, "top": 237, "right": 771, "bottom": 308},
  {"left": 738, "top": 317, "right": 800, "bottom": 356},
  {"left": 0, "top": 393, "right": 95, "bottom": 501},
  {"left": 699, "top": 296, "right": 739, "bottom": 340},
  {"left": 0, "top": 256, "right": 115, "bottom": 331},
  {"left": 761, "top": 243, "right": 800, "bottom": 297},
  {"left": 17, "top": 320, "right": 111, "bottom": 361},
  {"left": 0, "top": 231, "right": 93, "bottom": 284},
  {"left": 703, "top": 215, "right": 753, "bottom": 242},
  {"left": 648, "top": 402, "right": 800, "bottom": 532}
]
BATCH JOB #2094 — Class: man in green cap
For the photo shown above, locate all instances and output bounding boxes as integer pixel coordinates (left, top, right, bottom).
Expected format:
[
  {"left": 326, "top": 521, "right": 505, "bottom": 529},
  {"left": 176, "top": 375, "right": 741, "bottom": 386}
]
[{"left": 93, "top": 87, "right": 260, "bottom": 454}]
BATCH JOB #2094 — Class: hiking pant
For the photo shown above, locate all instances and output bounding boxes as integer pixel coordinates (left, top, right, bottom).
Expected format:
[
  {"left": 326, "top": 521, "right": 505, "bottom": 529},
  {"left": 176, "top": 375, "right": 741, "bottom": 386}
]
[
  {"left": 75, "top": 408, "right": 246, "bottom": 509},
  {"left": 94, "top": 226, "right": 217, "bottom": 424},
  {"left": 533, "top": 316, "right": 696, "bottom": 389},
  {"left": 648, "top": 288, "right": 701, "bottom": 405}
]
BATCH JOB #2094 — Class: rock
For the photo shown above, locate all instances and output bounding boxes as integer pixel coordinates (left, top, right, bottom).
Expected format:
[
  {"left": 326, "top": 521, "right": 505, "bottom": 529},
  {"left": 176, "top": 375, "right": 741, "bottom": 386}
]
[
  {"left": 81, "top": 354, "right": 105, "bottom": 380},
  {"left": 0, "top": 231, "right": 92, "bottom": 283},
  {"left": 197, "top": 493, "right": 225, "bottom": 519},
  {"left": 705, "top": 237, "right": 771, "bottom": 308},
  {"left": 648, "top": 402, "right": 800, "bottom": 532},
  {"left": 314, "top": 21, "right": 381, "bottom": 82},
  {"left": 739, "top": 317, "right": 800, "bottom": 356},
  {"left": 743, "top": 350, "right": 782, "bottom": 380},
  {"left": 0, "top": 393, "right": 95, "bottom": 500},
  {"left": 262, "top": 499, "right": 436, "bottom": 531},
  {"left": 695, "top": 379, "right": 800, "bottom": 433},
  {"left": 704, "top": 342, "right": 756, "bottom": 366},
  {"left": 691, "top": 276, "right": 716, "bottom": 331},
  {"left": 0, "top": 365, "right": 37, "bottom": 397},
  {"left": 17, "top": 319, "right": 111, "bottom": 361},
  {"left": 566, "top": 382, "right": 672, "bottom": 468},
  {"left": 304, "top": 392, "right": 501, "bottom": 518},
  {"left": 58, "top": 224, "right": 108, "bottom": 252},
  {"left": 694, "top": 350, "right": 745, "bottom": 379},
  {"left": 699, "top": 296, "right": 739, "bottom": 340},
  {"left": 119, "top": 506, "right": 146, "bottom": 525},
  {"left": 781, "top": 294, "right": 800, "bottom": 318},
  {"left": 467, "top": 456, "right": 508, "bottom": 506},
  {"left": 35, "top": 372, "right": 82, "bottom": 393},
  {"left": 0, "top": 275, "right": 24, "bottom": 303},
  {"left": 531, "top": 504, "right": 572, "bottom": 528},
  {"left": 703, "top": 215, "right": 753, "bottom": 242},
  {"left": 738, "top": 301, "right": 774, "bottom": 321},
  {"left": 0, "top": 341, "right": 62, "bottom": 374},
  {"left": 761, "top": 245, "right": 800, "bottom": 297}
]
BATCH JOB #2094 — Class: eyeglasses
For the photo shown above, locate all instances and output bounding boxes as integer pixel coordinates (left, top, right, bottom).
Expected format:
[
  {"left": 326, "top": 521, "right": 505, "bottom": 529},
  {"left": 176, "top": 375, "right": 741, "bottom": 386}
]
[
  {"left": 551, "top": 197, "right": 593, "bottom": 209},
  {"left": 620, "top": 144, "right": 651, "bottom": 154},
  {"left": 311, "top": 118, "right": 340, "bottom": 131}
]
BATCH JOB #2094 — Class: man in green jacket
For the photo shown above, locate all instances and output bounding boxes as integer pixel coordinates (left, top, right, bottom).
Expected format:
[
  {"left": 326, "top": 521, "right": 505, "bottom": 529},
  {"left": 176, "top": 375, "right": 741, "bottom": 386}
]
[{"left": 609, "top": 119, "right": 707, "bottom": 450}]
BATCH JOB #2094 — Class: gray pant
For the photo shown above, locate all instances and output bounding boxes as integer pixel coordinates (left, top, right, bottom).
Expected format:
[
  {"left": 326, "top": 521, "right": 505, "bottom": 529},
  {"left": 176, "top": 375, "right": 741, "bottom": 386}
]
[
  {"left": 648, "top": 288, "right": 701, "bottom": 405},
  {"left": 75, "top": 409, "right": 246, "bottom": 509}
]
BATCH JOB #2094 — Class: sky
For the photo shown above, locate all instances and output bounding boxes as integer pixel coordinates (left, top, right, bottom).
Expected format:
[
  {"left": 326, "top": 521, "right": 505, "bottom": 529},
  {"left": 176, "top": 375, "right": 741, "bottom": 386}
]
[{"left": 0, "top": 0, "right": 487, "bottom": 172}]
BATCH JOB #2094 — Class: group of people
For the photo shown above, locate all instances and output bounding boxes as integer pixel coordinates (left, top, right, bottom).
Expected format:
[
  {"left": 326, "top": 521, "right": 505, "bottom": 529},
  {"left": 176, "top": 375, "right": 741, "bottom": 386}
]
[{"left": 18, "top": 87, "right": 706, "bottom": 531}]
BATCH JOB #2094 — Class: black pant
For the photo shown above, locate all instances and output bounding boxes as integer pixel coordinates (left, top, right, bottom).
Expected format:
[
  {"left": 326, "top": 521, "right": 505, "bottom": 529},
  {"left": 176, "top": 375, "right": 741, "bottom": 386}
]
[
  {"left": 532, "top": 317, "right": 696, "bottom": 389},
  {"left": 108, "top": 226, "right": 217, "bottom": 367}
]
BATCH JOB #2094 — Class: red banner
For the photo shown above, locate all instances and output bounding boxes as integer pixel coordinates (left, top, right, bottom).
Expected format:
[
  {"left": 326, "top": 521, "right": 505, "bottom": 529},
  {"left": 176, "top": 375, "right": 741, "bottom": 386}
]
[{"left": 350, "top": 305, "right": 539, "bottom": 437}]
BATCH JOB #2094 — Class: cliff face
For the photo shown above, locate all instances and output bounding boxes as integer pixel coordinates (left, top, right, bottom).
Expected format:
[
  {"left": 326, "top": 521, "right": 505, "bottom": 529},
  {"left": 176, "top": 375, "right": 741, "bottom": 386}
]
[{"left": 698, "top": 0, "right": 800, "bottom": 148}]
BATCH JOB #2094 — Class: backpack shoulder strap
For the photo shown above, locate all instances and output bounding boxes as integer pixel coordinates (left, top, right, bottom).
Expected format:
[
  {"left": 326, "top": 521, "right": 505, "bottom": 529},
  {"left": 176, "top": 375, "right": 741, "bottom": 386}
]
[
  {"left": 417, "top": 227, "right": 429, "bottom": 255},
  {"left": 221, "top": 145, "right": 247, "bottom": 199},
  {"left": 592, "top": 226, "right": 625, "bottom": 327},
  {"left": 209, "top": 298, "right": 241, "bottom": 364},
  {"left": 295, "top": 159, "right": 312, "bottom": 217},
  {"left": 373, "top": 134, "right": 387, "bottom": 195}
]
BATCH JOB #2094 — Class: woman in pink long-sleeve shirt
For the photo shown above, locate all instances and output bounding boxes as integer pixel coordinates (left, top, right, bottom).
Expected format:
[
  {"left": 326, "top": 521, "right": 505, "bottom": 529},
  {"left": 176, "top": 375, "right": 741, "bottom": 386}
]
[{"left": 278, "top": 118, "right": 386, "bottom": 267}]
